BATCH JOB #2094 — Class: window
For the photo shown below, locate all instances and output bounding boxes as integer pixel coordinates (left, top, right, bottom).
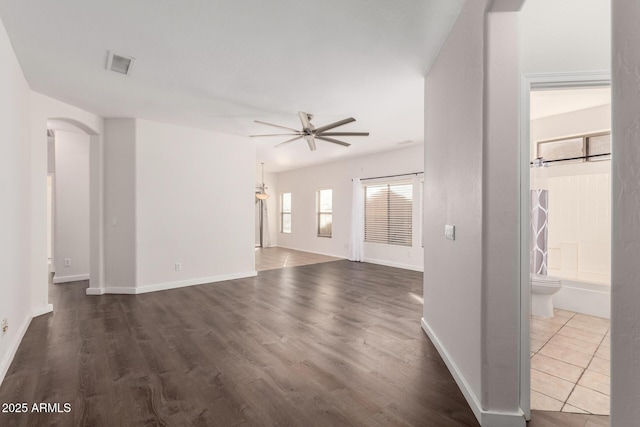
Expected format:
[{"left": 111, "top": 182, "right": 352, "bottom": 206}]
[
  {"left": 364, "top": 182, "right": 413, "bottom": 246},
  {"left": 317, "top": 189, "right": 333, "bottom": 238},
  {"left": 420, "top": 179, "right": 424, "bottom": 248},
  {"left": 281, "top": 192, "right": 291, "bottom": 233},
  {"left": 536, "top": 132, "right": 611, "bottom": 164}
]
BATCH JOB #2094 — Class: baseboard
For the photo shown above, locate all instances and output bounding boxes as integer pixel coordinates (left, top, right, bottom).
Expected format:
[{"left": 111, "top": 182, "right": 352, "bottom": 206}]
[
  {"left": 275, "top": 245, "right": 345, "bottom": 260},
  {"left": 481, "top": 411, "right": 526, "bottom": 427},
  {"left": 421, "top": 318, "right": 482, "bottom": 423},
  {"left": 88, "top": 271, "right": 258, "bottom": 295},
  {"left": 32, "top": 304, "right": 53, "bottom": 317},
  {"left": 0, "top": 310, "right": 33, "bottom": 386},
  {"left": 52, "top": 273, "right": 90, "bottom": 284},
  {"left": 363, "top": 257, "right": 424, "bottom": 272},
  {"left": 420, "top": 318, "right": 525, "bottom": 427}
]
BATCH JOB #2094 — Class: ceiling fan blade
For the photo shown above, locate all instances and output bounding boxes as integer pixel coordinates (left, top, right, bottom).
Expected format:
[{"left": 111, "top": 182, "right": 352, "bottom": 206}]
[
  {"left": 254, "top": 120, "right": 300, "bottom": 133},
  {"left": 316, "top": 132, "right": 369, "bottom": 136},
  {"left": 274, "top": 135, "right": 304, "bottom": 148},
  {"left": 250, "top": 133, "right": 301, "bottom": 137},
  {"left": 313, "top": 117, "right": 355, "bottom": 134},
  {"left": 304, "top": 135, "right": 317, "bottom": 151},
  {"left": 315, "top": 136, "right": 351, "bottom": 147},
  {"left": 298, "top": 111, "right": 313, "bottom": 132}
]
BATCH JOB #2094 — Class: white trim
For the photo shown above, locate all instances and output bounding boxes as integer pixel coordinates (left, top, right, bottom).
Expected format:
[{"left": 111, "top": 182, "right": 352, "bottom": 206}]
[
  {"left": 519, "top": 71, "right": 611, "bottom": 421},
  {"left": 362, "top": 257, "right": 423, "bottom": 272},
  {"left": 421, "top": 318, "right": 525, "bottom": 427},
  {"left": 0, "top": 311, "right": 32, "bottom": 386},
  {"left": 275, "top": 245, "right": 345, "bottom": 260},
  {"left": 481, "top": 411, "right": 526, "bottom": 427},
  {"left": 52, "top": 273, "right": 90, "bottom": 284},
  {"left": 87, "top": 271, "right": 258, "bottom": 295},
  {"left": 32, "top": 304, "right": 53, "bottom": 317},
  {"left": 421, "top": 318, "right": 482, "bottom": 422}
]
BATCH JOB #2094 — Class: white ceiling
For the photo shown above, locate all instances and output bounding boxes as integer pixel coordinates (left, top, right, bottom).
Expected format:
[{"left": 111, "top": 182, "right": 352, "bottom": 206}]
[
  {"left": 530, "top": 87, "right": 611, "bottom": 121},
  {"left": 0, "top": 0, "right": 465, "bottom": 172}
]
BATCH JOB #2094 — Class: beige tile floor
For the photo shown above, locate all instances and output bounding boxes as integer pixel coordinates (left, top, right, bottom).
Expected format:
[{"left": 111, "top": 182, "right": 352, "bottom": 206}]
[
  {"left": 255, "top": 246, "right": 343, "bottom": 271},
  {"left": 531, "top": 309, "right": 610, "bottom": 415}
]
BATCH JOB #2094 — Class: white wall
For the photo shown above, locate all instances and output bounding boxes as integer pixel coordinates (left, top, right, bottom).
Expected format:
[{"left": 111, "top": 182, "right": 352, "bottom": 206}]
[
  {"left": 611, "top": 1, "right": 640, "bottom": 424},
  {"left": 134, "top": 120, "right": 256, "bottom": 292},
  {"left": 521, "top": 0, "right": 610, "bottom": 74},
  {"left": 30, "top": 92, "right": 104, "bottom": 299},
  {"left": 531, "top": 105, "right": 611, "bottom": 284},
  {"left": 52, "top": 130, "right": 90, "bottom": 282},
  {"left": 276, "top": 144, "right": 424, "bottom": 271},
  {"left": 0, "top": 14, "right": 33, "bottom": 386},
  {"left": 423, "top": 2, "right": 524, "bottom": 425},
  {"left": 103, "top": 119, "right": 137, "bottom": 290},
  {"left": 422, "top": 0, "right": 484, "bottom": 415}
]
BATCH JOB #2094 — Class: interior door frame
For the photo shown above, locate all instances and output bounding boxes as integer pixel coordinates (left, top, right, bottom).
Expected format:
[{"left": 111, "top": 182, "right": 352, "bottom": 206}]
[{"left": 519, "top": 71, "right": 611, "bottom": 421}]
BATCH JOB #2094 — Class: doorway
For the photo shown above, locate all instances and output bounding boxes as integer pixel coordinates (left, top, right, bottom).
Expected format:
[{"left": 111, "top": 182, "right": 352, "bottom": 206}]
[
  {"left": 520, "top": 74, "right": 611, "bottom": 420},
  {"left": 47, "top": 120, "right": 92, "bottom": 285}
]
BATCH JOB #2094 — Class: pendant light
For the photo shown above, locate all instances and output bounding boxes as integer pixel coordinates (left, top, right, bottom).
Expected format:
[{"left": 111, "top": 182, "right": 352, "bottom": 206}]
[{"left": 256, "top": 163, "right": 269, "bottom": 200}]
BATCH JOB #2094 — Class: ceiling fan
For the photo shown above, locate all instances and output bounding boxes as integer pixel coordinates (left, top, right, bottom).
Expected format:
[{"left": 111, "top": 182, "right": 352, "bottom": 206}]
[{"left": 251, "top": 111, "right": 369, "bottom": 151}]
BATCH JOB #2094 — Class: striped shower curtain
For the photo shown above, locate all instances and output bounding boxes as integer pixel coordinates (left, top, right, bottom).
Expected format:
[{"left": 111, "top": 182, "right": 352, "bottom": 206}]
[{"left": 530, "top": 189, "right": 548, "bottom": 275}]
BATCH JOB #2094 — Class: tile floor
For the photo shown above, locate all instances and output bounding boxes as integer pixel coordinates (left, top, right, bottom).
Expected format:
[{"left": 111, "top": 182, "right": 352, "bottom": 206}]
[
  {"left": 255, "top": 246, "right": 343, "bottom": 271},
  {"left": 531, "top": 309, "right": 610, "bottom": 415}
]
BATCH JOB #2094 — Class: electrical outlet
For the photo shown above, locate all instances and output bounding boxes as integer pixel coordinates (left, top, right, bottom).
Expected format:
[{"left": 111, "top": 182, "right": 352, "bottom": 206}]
[
  {"left": 175, "top": 263, "right": 182, "bottom": 271},
  {"left": 1, "top": 318, "right": 8, "bottom": 334},
  {"left": 64, "top": 258, "right": 71, "bottom": 267}
]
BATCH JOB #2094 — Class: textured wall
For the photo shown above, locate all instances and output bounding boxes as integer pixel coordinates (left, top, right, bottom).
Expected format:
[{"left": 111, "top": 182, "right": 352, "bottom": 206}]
[{"left": 611, "top": 0, "right": 640, "bottom": 424}]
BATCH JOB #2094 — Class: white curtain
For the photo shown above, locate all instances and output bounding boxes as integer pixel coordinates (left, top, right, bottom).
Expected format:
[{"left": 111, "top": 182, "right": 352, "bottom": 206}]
[{"left": 348, "top": 178, "right": 364, "bottom": 261}]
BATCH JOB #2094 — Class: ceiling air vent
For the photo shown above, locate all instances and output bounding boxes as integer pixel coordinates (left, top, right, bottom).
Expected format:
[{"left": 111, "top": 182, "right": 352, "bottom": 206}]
[{"left": 106, "top": 52, "right": 135, "bottom": 75}]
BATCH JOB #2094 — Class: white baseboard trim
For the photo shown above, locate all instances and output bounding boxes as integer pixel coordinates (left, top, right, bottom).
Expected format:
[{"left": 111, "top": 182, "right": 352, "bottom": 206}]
[
  {"left": 0, "top": 303, "right": 55, "bottom": 387},
  {"left": 421, "top": 317, "right": 482, "bottom": 423},
  {"left": 32, "top": 304, "right": 53, "bottom": 317},
  {"left": 363, "top": 257, "right": 424, "bottom": 272},
  {"left": 0, "top": 311, "right": 31, "bottom": 386},
  {"left": 481, "top": 411, "right": 526, "bottom": 427},
  {"left": 53, "top": 273, "right": 90, "bottom": 284},
  {"left": 420, "top": 318, "right": 525, "bottom": 427},
  {"left": 275, "top": 245, "right": 345, "bottom": 260},
  {"left": 87, "top": 271, "right": 258, "bottom": 295}
]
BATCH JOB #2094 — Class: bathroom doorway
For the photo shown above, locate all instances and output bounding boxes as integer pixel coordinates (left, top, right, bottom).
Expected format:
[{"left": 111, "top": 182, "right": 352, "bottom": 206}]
[{"left": 521, "top": 76, "right": 611, "bottom": 419}]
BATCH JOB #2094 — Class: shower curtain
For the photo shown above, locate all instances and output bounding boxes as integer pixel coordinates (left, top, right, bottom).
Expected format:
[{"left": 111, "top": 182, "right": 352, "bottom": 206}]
[{"left": 530, "top": 189, "right": 548, "bottom": 275}]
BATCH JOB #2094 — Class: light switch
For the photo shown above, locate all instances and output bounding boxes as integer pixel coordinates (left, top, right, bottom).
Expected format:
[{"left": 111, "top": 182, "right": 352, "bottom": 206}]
[{"left": 445, "top": 224, "right": 455, "bottom": 240}]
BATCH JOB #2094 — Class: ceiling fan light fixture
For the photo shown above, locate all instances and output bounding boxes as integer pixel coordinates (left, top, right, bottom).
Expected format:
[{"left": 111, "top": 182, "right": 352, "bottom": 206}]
[{"left": 252, "top": 112, "right": 369, "bottom": 151}]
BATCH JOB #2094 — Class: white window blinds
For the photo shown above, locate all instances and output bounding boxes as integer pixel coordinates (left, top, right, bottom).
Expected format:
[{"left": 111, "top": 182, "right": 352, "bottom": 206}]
[
  {"left": 364, "top": 182, "right": 413, "bottom": 246},
  {"left": 317, "top": 189, "right": 333, "bottom": 238},
  {"left": 281, "top": 193, "right": 291, "bottom": 233}
]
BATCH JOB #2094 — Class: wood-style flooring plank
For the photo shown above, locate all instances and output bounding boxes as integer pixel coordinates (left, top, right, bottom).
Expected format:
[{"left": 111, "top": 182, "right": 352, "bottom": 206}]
[{"left": 0, "top": 260, "right": 605, "bottom": 426}]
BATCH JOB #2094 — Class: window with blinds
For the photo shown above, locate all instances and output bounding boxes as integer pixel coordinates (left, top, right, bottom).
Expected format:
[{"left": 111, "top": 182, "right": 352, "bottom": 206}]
[
  {"left": 281, "top": 192, "right": 291, "bottom": 233},
  {"left": 364, "top": 182, "right": 413, "bottom": 246},
  {"left": 317, "top": 188, "right": 332, "bottom": 238}
]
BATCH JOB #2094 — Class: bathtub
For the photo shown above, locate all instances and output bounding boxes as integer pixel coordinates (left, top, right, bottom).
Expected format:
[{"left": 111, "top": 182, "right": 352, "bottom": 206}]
[{"left": 553, "top": 278, "right": 610, "bottom": 319}]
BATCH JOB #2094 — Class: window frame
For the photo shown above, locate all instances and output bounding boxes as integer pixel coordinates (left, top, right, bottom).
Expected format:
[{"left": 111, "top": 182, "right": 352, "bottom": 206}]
[
  {"left": 316, "top": 188, "right": 333, "bottom": 238},
  {"left": 280, "top": 192, "right": 292, "bottom": 234},
  {"left": 364, "top": 180, "right": 414, "bottom": 247},
  {"left": 536, "top": 131, "right": 611, "bottom": 164}
]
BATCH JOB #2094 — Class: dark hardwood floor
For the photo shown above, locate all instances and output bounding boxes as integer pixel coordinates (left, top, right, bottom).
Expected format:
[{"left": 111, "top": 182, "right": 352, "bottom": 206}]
[
  {"left": 0, "top": 261, "right": 610, "bottom": 426},
  {"left": 1, "top": 261, "right": 478, "bottom": 426}
]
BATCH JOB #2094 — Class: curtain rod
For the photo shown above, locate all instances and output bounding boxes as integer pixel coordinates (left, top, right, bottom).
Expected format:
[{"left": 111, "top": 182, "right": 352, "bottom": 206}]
[
  {"left": 353, "top": 172, "right": 424, "bottom": 182},
  {"left": 530, "top": 153, "right": 611, "bottom": 165}
]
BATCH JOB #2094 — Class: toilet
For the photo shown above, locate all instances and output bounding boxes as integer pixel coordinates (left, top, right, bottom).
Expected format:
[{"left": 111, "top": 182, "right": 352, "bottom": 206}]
[{"left": 531, "top": 274, "right": 562, "bottom": 318}]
